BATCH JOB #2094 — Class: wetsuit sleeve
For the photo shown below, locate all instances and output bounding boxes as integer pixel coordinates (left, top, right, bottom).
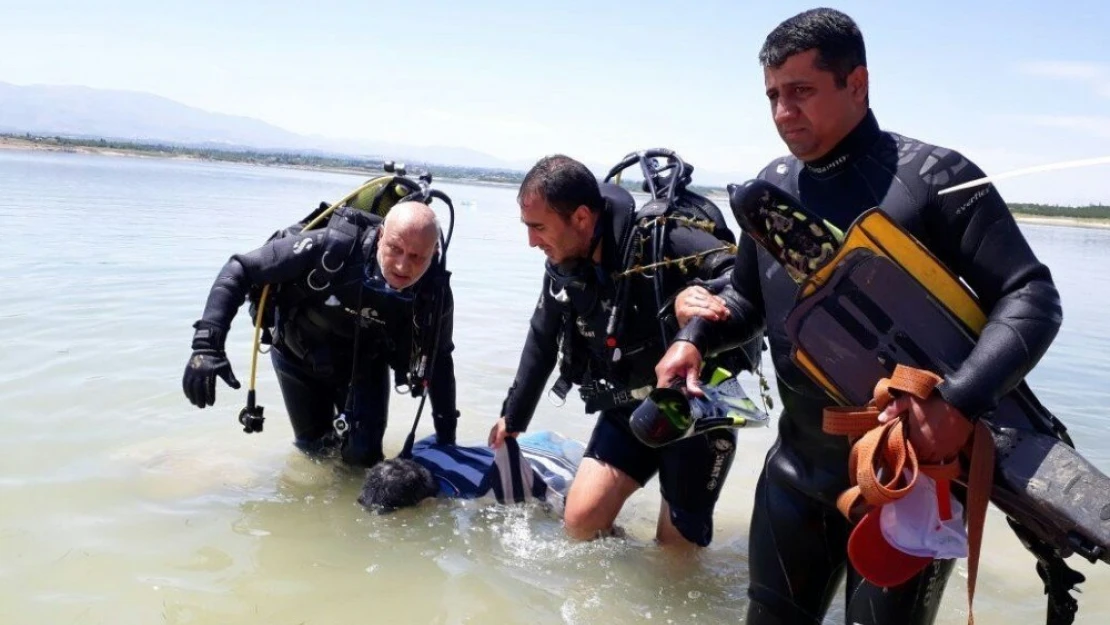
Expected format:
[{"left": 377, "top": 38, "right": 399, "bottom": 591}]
[
  {"left": 922, "top": 150, "right": 1063, "bottom": 420},
  {"left": 429, "top": 286, "right": 459, "bottom": 444},
  {"left": 500, "top": 276, "right": 564, "bottom": 433},
  {"left": 195, "top": 230, "right": 326, "bottom": 332},
  {"left": 673, "top": 230, "right": 767, "bottom": 357},
  {"left": 669, "top": 225, "right": 736, "bottom": 282}
]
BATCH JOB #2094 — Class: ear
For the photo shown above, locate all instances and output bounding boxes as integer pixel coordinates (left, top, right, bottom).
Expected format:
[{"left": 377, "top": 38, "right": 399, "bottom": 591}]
[
  {"left": 848, "top": 66, "right": 869, "bottom": 104},
  {"left": 571, "top": 205, "right": 594, "bottom": 231}
]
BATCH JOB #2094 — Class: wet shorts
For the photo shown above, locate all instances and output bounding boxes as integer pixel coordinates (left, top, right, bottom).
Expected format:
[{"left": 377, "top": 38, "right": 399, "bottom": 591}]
[{"left": 583, "top": 409, "right": 737, "bottom": 546}]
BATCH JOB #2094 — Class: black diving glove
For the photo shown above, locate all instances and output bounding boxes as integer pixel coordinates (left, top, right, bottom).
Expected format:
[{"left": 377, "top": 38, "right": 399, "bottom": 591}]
[
  {"left": 183, "top": 321, "right": 241, "bottom": 408},
  {"left": 432, "top": 411, "right": 459, "bottom": 446}
]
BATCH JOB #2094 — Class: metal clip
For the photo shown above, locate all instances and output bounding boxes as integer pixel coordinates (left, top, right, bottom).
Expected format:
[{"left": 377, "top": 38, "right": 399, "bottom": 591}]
[{"left": 332, "top": 412, "right": 350, "bottom": 437}]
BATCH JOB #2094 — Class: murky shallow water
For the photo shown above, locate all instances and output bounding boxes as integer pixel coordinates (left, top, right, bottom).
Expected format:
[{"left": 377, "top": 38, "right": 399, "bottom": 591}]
[{"left": 1, "top": 150, "right": 1107, "bottom": 624}]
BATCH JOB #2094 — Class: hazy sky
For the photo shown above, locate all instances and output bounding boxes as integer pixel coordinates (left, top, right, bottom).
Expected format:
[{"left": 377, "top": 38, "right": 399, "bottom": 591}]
[{"left": 2, "top": 0, "right": 1108, "bottom": 203}]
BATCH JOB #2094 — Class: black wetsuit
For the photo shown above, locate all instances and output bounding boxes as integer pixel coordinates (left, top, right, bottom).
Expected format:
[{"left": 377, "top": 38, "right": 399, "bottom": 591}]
[
  {"left": 500, "top": 184, "right": 743, "bottom": 546},
  {"left": 677, "top": 110, "right": 1062, "bottom": 623},
  {"left": 187, "top": 216, "right": 458, "bottom": 467}
]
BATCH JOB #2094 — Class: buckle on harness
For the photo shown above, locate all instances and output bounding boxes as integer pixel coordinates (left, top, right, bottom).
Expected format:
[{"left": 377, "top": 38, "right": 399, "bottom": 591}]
[
  {"left": 548, "top": 280, "right": 571, "bottom": 304},
  {"left": 609, "top": 388, "right": 635, "bottom": 406},
  {"left": 306, "top": 269, "right": 330, "bottom": 292},
  {"left": 332, "top": 412, "right": 350, "bottom": 437},
  {"left": 581, "top": 383, "right": 653, "bottom": 413},
  {"left": 320, "top": 250, "right": 345, "bottom": 273},
  {"left": 547, "top": 376, "right": 572, "bottom": 407}
]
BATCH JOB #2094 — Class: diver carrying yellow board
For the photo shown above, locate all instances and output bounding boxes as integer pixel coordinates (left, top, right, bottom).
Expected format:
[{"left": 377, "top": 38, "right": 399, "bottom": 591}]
[{"left": 729, "top": 177, "right": 1109, "bottom": 621}]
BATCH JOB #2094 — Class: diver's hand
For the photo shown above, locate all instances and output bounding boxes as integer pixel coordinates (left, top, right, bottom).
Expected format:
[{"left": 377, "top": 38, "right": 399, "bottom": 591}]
[
  {"left": 878, "top": 393, "right": 973, "bottom": 464},
  {"left": 185, "top": 321, "right": 240, "bottom": 408},
  {"left": 183, "top": 349, "right": 241, "bottom": 408},
  {"left": 655, "top": 341, "right": 705, "bottom": 397},
  {"left": 487, "top": 417, "right": 520, "bottom": 449},
  {"left": 674, "top": 286, "right": 730, "bottom": 328}
]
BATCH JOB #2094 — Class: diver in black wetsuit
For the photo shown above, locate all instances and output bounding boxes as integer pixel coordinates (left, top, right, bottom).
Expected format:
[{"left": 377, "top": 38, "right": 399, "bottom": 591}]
[
  {"left": 183, "top": 201, "right": 459, "bottom": 468},
  {"left": 486, "top": 154, "right": 744, "bottom": 548},
  {"left": 655, "top": 8, "right": 1062, "bottom": 624}
]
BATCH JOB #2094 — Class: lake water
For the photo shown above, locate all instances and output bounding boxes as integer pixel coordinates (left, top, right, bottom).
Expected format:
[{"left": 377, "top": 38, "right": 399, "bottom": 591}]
[{"left": 0, "top": 149, "right": 1107, "bottom": 624}]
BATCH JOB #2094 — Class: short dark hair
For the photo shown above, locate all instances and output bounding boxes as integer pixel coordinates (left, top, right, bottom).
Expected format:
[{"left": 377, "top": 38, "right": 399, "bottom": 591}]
[
  {"left": 518, "top": 154, "right": 604, "bottom": 218},
  {"left": 759, "top": 8, "right": 866, "bottom": 88},
  {"left": 358, "top": 458, "right": 438, "bottom": 512}
]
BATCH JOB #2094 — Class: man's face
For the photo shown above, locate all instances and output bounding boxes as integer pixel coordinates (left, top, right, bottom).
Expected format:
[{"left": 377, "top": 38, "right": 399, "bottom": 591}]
[
  {"left": 519, "top": 192, "right": 595, "bottom": 265},
  {"left": 764, "top": 48, "right": 868, "bottom": 162},
  {"left": 377, "top": 224, "right": 436, "bottom": 290}
]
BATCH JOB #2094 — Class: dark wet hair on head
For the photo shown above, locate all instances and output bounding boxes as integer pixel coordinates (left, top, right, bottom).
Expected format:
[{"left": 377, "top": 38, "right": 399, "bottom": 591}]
[
  {"left": 358, "top": 458, "right": 438, "bottom": 513},
  {"left": 518, "top": 154, "right": 604, "bottom": 218},
  {"left": 759, "top": 7, "right": 866, "bottom": 88}
]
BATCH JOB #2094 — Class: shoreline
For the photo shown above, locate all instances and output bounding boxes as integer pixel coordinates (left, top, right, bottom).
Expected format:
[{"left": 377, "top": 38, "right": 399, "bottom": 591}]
[
  {"left": 0, "top": 136, "right": 523, "bottom": 191},
  {"left": 3, "top": 137, "right": 1106, "bottom": 230},
  {"left": 1012, "top": 214, "right": 1110, "bottom": 229}
]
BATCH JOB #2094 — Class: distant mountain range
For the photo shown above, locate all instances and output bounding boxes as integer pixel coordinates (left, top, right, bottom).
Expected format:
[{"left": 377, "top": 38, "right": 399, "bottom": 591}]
[
  {"left": 0, "top": 81, "right": 521, "bottom": 170},
  {"left": 0, "top": 80, "right": 757, "bottom": 186}
]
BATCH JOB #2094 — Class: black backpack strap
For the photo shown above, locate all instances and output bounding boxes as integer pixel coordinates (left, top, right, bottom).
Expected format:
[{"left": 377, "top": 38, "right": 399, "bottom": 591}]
[
  {"left": 306, "top": 208, "right": 381, "bottom": 292},
  {"left": 404, "top": 267, "right": 448, "bottom": 395},
  {"left": 675, "top": 190, "right": 735, "bottom": 244},
  {"left": 548, "top": 308, "right": 580, "bottom": 406}
]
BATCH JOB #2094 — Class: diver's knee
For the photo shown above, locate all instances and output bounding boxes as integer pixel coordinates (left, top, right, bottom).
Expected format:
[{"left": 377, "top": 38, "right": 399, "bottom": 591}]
[
  {"left": 663, "top": 505, "right": 713, "bottom": 547},
  {"left": 341, "top": 440, "right": 383, "bottom": 468},
  {"left": 563, "top": 509, "right": 601, "bottom": 540},
  {"left": 294, "top": 433, "right": 341, "bottom": 458},
  {"left": 563, "top": 502, "right": 613, "bottom": 541},
  {"left": 343, "top": 450, "right": 383, "bottom": 468},
  {"left": 340, "top": 422, "right": 386, "bottom": 468}
]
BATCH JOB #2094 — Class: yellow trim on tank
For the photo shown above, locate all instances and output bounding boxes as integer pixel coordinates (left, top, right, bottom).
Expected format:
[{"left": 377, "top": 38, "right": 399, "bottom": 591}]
[{"left": 791, "top": 207, "right": 990, "bottom": 404}]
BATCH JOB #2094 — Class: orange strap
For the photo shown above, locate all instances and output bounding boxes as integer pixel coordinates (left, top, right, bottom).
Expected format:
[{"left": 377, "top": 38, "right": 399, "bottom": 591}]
[
  {"left": 821, "top": 364, "right": 994, "bottom": 625},
  {"left": 964, "top": 420, "right": 994, "bottom": 625}
]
